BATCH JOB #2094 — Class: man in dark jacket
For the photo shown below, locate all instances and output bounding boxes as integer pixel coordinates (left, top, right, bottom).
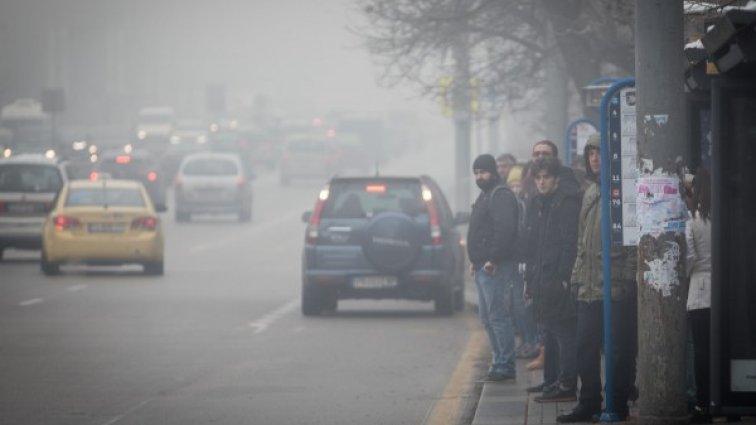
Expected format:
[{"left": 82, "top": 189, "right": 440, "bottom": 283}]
[
  {"left": 525, "top": 157, "right": 581, "bottom": 402},
  {"left": 467, "top": 153, "right": 519, "bottom": 381}
]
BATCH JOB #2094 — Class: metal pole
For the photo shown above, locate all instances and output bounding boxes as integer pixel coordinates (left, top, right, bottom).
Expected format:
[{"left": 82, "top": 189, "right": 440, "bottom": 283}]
[
  {"left": 452, "top": 37, "right": 471, "bottom": 212},
  {"left": 635, "top": 1, "right": 689, "bottom": 424},
  {"left": 599, "top": 78, "right": 635, "bottom": 423},
  {"left": 564, "top": 117, "right": 597, "bottom": 166}
]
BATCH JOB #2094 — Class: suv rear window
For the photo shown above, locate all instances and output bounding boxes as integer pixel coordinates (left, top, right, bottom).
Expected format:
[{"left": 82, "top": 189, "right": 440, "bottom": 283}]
[
  {"left": 322, "top": 180, "right": 428, "bottom": 219},
  {"left": 0, "top": 164, "right": 63, "bottom": 193},
  {"left": 182, "top": 158, "right": 239, "bottom": 176},
  {"left": 66, "top": 187, "right": 146, "bottom": 207}
]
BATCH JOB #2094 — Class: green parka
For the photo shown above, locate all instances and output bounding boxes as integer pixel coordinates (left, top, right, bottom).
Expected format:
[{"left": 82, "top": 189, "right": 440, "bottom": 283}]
[{"left": 570, "top": 181, "right": 637, "bottom": 302}]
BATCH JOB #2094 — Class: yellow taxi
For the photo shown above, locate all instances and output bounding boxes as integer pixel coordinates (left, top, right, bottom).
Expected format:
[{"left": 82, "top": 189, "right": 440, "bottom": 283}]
[{"left": 41, "top": 179, "right": 164, "bottom": 275}]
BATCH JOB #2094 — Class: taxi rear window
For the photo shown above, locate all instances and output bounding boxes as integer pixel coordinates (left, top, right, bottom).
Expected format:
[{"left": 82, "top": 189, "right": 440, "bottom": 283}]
[
  {"left": 65, "top": 188, "right": 146, "bottom": 207},
  {"left": 321, "top": 180, "right": 427, "bottom": 219},
  {"left": 0, "top": 164, "right": 63, "bottom": 193}
]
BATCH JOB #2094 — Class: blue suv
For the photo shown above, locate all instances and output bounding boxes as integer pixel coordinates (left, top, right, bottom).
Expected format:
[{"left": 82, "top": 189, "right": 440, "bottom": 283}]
[{"left": 301, "top": 176, "right": 468, "bottom": 316}]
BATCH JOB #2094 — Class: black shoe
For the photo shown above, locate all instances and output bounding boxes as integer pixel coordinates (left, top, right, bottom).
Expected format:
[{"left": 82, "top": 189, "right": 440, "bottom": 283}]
[
  {"left": 484, "top": 371, "right": 515, "bottom": 382},
  {"left": 535, "top": 385, "right": 577, "bottom": 403},
  {"left": 557, "top": 404, "right": 601, "bottom": 423},
  {"left": 690, "top": 406, "right": 712, "bottom": 424},
  {"left": 526, "top": 381, "right": 555, "bottom": 393}
]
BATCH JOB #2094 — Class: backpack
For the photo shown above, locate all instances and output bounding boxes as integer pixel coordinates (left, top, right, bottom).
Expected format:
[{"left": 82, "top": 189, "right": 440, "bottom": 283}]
[{"left": 487, "top": 184, "right": 526, "bottom": 240}]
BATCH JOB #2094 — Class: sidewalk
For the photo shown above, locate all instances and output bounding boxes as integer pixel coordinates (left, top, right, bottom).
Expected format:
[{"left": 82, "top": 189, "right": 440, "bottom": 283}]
[
  {"left": 463, "top": 283, "right": 753, "bottom": 425},
  {"left": 464, "top": 284, "right": 593, "bottom": 425}
]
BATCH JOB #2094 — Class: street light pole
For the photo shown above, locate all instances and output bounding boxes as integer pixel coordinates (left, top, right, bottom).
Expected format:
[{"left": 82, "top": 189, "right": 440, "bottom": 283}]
[
  {"left": 452, "top": 35, "right": 472, "bottom": 212},
  {"left": 635, "top": 1, "right": 689, "bottom": 424}
]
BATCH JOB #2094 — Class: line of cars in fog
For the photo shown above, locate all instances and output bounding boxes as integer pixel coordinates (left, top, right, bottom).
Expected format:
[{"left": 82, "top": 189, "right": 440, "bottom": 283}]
[{"left": 0, "top": 148, "right": 255, "bottom": 275}]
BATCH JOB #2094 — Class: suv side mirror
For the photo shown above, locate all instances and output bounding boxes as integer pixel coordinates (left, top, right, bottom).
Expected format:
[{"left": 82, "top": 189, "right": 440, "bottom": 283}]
[
  {"left": 302, "top": 210, "right": 312, "bottom": 223},
  {"left": 453, "top": 211, "right": 470, "bottom": 226}
]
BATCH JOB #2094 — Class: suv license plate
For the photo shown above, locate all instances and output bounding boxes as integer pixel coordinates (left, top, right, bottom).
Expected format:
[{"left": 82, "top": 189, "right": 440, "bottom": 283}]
[{"left": 352, "top": 276, "right": 398, "bottom": 289}]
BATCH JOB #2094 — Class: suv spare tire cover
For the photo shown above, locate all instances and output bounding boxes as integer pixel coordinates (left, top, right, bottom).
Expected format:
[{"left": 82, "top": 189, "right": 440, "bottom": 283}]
[{"left": 362, "top": 212, "right": 423, "bottom": 273}]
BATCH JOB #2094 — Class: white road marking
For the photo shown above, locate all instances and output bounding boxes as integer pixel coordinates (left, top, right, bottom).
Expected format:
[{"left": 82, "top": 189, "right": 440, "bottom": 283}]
[
  {"left": 100, "top": 398, "right": 154, "bottom": 425},
  {"left": 19, "top": 298, "right": 44, "bottom": 307},
  {"left": 248, "top": 299, "right": 300, "bottom": 334},
  {"left": 189, "top": 210, "right": 299, "bottom": 254},
  {"left": 67, "top": 284, "right": 87, "bottom": 292}
]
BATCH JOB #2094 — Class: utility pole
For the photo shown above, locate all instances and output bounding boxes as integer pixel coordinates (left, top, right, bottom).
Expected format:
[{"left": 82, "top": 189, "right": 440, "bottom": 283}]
[
  {"left": 452, "top": 35, "right": 472, "bottom": 212},
  {"left": 635, "top": 1, "right": 689, "bottom": 425}
]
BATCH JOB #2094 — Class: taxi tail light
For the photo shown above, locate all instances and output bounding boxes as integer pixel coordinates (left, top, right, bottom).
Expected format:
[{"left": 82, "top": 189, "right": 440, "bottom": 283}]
[
  {"left": 131, "top": 216, "right": 158, "bottom": 231},
  {"left": 423, "top": 188, "right": 442, "bottom": 245},
  {"left": 306, "top": 190, "right": 329, "bottom": 244},
  {"left": 54, "top": 215, "right": 82, "bottom": 231}
]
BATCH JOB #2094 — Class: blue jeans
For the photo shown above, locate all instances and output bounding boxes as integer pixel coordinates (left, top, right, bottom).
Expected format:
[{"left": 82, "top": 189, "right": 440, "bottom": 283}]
[{"left": 475, "top": 260, "right": 516, "bottom": 375}]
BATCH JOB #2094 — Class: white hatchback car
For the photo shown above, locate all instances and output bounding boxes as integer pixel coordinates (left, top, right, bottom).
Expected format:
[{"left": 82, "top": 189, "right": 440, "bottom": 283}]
[
  {"left": 0, "top": 154, "right": 68, "bottom": 260},
  {"left": 174, "top": 152, "right": 253, "bottom": 222}
]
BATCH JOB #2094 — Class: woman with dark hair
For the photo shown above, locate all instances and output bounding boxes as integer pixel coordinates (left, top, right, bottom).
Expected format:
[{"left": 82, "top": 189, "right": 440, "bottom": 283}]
[{"left": 686, "top": 167, "right": 713, "bottom": 424}]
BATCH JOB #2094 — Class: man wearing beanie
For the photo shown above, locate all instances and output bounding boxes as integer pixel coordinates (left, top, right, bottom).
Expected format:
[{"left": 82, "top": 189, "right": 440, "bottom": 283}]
[{"left": 467, "top": 153, "right": 519, "bottom": 381}]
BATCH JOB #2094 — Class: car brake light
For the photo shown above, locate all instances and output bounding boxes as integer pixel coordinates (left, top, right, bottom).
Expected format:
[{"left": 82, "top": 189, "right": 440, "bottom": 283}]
[
  {"left": 54, "top": 215, "right": 82, "bottom": 231},
  {"left": 365, "top": 184, "right": 386, "bottom": 193},
  {"left": 237, "top": 177, "right": 247, "bottom": 188},
  {"left": 306, "top": 187, "right": 329, "bottom": 244},
  {"left": 422, "top": 185, "right": 442, "bottom": 245},
  {"left": 90, "top": 171, "right": 98, "bottom": 181},
  {"left": 131, "top": 216, "right": 158, "bottom": 231},
  {"left": 147, "top": 171, "right": 158, "bottom": 182},
  {"left": 174, "top": 176, "right": 182, "bottom": 190},
  {"left": 116, "top": 155, "right": 131, "bottom": 164}
]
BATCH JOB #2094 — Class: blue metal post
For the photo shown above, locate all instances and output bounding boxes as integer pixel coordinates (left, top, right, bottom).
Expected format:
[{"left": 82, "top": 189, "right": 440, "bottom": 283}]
[
  {"left": 598, "top": 78, "right": 635, "bottom": 423},
  {"left": 563, "top": 117, "right": 597, "bottom": 166}
]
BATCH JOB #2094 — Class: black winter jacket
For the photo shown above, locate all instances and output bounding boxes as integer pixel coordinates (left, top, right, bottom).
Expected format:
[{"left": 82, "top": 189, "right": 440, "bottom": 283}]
[
  {"left": 467, "top": 183, "right": 518, "bottom": 268},
  {"left": 525, "top": 186, "right": 581, "bottom": 324}
]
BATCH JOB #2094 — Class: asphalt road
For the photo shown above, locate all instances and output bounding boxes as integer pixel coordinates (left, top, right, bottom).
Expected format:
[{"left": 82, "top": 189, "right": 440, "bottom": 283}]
[{"left": 0, "top": 162, "right": 482, "bottom": 425}]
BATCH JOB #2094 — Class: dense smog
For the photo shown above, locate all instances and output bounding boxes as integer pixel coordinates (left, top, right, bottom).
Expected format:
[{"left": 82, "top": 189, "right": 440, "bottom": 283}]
[{"left": 4, "top": 1, "right": 752, "bottom": 425}]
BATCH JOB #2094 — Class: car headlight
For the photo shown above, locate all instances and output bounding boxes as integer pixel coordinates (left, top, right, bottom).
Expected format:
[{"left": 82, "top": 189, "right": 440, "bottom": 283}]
[
  {"left": 45, "top": 149, "right": 56, "bottom": 159},
  {"left": 137, "top": 130, "right": 147, "bottom": 140},
  {"left": 3, "top": 148, "right": 11, "bottom": 158}
]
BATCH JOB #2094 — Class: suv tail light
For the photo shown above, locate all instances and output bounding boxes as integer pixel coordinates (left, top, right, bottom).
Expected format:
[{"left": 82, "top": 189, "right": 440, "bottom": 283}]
[
  {"left": 422, "top": 185, "right": 442, "bottom": 245},
  {"left": 306, "top": 187, "right": 329, "bottom": 244},
  {"left": 54, "top": 215, "right": 82, "bottom": 232},
  {"left": 131, "top": 216, "right": 158, "bottom": 231}
]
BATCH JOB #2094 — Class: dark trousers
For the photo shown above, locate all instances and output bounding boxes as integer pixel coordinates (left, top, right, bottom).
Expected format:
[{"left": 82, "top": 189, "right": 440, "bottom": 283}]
[
  {"left": 544, "top": 317, "right": 578, "bottom": 390},
  {"left": 688, "top": 308, "right": 710, "bottom": 410},
  {"left": 576, "top": 297, "right": 637, "bottom": 412},
  {"left": 543, "top": 330, "right": 559, "bottom": 386}
]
